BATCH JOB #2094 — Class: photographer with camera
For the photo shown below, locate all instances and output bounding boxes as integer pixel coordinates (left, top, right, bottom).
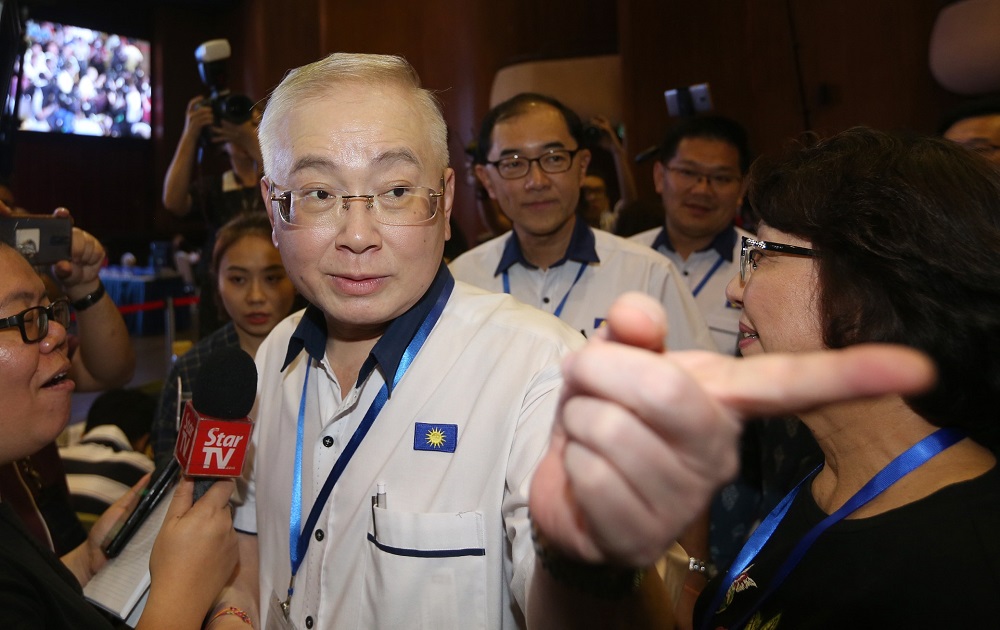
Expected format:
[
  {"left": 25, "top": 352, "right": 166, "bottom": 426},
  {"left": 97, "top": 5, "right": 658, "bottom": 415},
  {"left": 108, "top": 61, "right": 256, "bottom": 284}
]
[
  {"left": 162, "top": 39, "right": 263, "bottom": 335},
  {"left": 162, "top": 94, "right": 262, "bottom": 222}
]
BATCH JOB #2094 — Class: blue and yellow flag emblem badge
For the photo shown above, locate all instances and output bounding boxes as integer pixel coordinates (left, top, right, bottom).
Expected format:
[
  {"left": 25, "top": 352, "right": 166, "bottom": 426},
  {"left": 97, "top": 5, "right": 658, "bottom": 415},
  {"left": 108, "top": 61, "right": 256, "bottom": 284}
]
[{"left": 413, "top": 423, "right": 458, "bottom": 453}]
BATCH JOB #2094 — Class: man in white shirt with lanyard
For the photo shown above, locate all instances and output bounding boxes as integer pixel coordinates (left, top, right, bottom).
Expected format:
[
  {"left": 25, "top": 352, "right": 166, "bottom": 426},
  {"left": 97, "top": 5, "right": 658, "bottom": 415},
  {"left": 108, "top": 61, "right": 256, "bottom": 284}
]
[
  {"left": 212, "top": 54, "right": 674, "bottom": 630},
  {"left": 630, "top": 116, "right": 753, "bottom": 356},
  {"left": 450, "top": 93, "right": 715, "bottom": 352}
]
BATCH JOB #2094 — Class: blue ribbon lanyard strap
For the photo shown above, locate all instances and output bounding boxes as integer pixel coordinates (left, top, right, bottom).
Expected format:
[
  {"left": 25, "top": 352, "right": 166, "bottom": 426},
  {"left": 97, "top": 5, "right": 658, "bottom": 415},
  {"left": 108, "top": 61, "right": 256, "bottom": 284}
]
[
  {"left": 702, "top": 427, "right": 965, "bottom": 630},
  {"left": 286, "top": 277, "right": 454, "bottom": 604},
  {"left": 691, "top": 254, "right": 725, "bottom": 298},
  {"left": 502, "top": 261, "right": 588, "bottom": 319}
]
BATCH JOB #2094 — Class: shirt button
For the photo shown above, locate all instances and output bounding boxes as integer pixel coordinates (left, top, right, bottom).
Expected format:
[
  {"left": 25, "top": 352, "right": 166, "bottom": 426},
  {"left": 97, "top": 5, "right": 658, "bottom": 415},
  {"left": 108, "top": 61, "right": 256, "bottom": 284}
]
[
  {"left": 542, "top": 297, "right": 550, "bottom": 304},
  {"left": 322, "top": 436, "right": 333, "bottom": 447},
  {"left": 305, "top": 616, "right": 314, "bottom": 628},
  {"left": 315, "top": 529, "right": 324, "bottom": 541}
]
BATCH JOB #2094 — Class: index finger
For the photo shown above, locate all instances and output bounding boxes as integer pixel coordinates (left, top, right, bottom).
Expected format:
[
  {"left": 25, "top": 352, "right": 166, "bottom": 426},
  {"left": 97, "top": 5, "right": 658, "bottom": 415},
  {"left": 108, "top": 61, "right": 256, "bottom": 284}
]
[
  {"left": 564, "top": 342, "right": 935, "bottom": 435},
  {"left": 675, "top": 344, "right": 937, "bottom": 418}
]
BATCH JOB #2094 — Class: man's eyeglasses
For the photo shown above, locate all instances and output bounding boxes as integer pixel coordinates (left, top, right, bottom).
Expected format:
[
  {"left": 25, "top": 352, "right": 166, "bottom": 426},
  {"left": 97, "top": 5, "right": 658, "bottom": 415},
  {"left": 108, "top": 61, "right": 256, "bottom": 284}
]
[
  {"left": 269, "top": 178, "right": 445, "bottom": 228},
  {"left": 740, "top": 236, "right": 818, "bottom": 282},
  {"left": 484, "top": 148, "right": 582, "bottom": 180},
  {"left": 665, "top": 165, "right": 741, "bottom": 190},
  {"left": 0, "top": 299, "right": 71, "bottom": 343}
]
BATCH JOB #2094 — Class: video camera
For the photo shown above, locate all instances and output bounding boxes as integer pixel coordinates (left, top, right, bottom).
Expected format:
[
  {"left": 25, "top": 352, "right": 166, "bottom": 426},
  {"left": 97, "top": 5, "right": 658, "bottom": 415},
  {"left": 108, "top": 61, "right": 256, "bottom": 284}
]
[{"left": 194, "top": 39, "right": 253, "bottom": 125}]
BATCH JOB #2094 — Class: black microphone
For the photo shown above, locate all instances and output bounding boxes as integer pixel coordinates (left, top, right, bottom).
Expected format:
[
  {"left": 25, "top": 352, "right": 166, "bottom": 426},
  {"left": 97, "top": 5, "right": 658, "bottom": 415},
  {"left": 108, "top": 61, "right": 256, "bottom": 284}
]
[
  {"left": 173, "top": 346, "right": 257, "bottom": 500},
  {"left": 103, "top": 347, "right": 257, "bottom": 557}
]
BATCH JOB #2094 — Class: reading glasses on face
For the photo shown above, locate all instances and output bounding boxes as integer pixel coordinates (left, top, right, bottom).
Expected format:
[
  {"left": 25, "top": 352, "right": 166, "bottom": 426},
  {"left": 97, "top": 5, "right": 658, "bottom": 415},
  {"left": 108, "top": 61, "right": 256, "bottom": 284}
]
[
  {"left": 484, "top": 148, "right": 582, "bottom": 180},
  {"left": 0, "top": 299, "right": 70, "bottom": 343},
  {"left": 269, "top": 178, "right": 445, "bottom": 228},
  {"left": 739, "top": 236, "right": 819, "bottom": 283}
]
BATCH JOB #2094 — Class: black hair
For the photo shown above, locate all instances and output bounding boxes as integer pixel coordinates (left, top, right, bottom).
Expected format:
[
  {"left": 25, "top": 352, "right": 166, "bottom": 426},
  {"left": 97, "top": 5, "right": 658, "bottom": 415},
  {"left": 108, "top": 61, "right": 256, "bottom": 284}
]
[
  {"left": 85, "top": 388, "right": 157, "bottom": 444},
  {"left": 473, "top": 93, "right": 584, "bottom": 164},
  {"left": 748, "top": 127, "right": 1000, "bottom": 442},
  {"left": 657, "top": 115, "right": 752, "bottom": 173}
]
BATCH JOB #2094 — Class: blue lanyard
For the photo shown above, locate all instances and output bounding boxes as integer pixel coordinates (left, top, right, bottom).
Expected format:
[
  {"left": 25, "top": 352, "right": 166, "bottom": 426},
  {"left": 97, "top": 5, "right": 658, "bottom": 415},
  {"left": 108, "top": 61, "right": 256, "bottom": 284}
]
[
  {"left": 702, "top": 427, "right": 964, "bottom": 630},
  {"left": 691, "top": 255, "right": 725, "bottom": 298},
  {"left": 502, "top": 261, "right": 588, "bottom": 319},
  {"left": 286, "top": 277, "right": 454, "bottom": 602}
]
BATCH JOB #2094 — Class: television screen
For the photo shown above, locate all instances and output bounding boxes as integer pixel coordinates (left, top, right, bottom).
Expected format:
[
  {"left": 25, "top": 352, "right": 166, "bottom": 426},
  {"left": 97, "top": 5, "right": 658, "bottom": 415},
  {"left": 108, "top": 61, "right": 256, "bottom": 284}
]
[{"left": 14, "top": 19, "right": 151, "bottom": 139}]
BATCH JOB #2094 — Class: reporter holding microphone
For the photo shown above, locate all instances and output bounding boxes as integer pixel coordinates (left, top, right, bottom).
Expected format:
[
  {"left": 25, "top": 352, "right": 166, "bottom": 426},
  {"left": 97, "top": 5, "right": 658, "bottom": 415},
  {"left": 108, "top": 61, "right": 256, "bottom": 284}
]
[{"left": 0, "top": 240, "right": 238, "bottom": 629}]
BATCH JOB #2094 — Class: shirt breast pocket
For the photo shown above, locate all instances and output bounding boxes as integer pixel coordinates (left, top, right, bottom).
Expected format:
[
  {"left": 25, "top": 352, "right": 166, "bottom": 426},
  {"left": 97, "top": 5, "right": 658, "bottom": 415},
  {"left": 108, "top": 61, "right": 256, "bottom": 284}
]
[{"left": 363, "top": 508, "right": 487, "bottom": 630}]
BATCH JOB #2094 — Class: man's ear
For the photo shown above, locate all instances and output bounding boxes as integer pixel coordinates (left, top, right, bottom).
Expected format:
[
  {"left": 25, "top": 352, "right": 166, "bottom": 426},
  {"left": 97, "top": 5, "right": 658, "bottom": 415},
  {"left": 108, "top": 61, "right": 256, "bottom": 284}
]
[
  {"left": 442, "top": 168, "right": 456, "bottom": 238},
  {"left": 474, "top": 164, "right": 498, "bottom": 199},
  {"left": 577, "top": 148, "right": 592, "bottom": 177},
  {"left": 652, "top": 161, "right": 666, "bottom": 195},
  {"left": 260, "top": 177, "right": 280, "bottom": 246}
]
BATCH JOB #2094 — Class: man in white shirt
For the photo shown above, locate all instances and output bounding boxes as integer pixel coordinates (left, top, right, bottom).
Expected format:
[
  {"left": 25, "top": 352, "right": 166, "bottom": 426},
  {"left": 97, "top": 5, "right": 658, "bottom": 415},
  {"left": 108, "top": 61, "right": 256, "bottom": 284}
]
[
  {"left": 214, "top": 53, "right": 672, "bottom": 630},
  {"left": 631, "top": 116, "right": 753, "bottom": 355},
  {"left": 450, "top": 93, "right": 715, "bottom": 351}
]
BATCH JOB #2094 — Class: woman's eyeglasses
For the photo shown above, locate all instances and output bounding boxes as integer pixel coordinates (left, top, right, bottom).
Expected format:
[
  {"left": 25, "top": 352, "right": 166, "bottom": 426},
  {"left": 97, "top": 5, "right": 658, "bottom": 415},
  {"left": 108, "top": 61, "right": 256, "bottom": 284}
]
[{"left": 740, "top": 236, "right": 818, "bottom": 282}]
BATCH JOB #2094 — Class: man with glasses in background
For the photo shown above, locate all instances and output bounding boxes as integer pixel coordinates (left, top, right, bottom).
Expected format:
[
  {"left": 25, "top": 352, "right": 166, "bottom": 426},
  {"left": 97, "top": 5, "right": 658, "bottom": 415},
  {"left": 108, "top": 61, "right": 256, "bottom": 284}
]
[
  {"left": 631, "top": 115, "right": 754, "bottom": 357},
  {"left": 630, "top": 116, "right": 760, "bottom": 619},
  {"left": 451, "top": 93, "right": 715, "bottom": 350},
  {"left": 213, "top": 56, "right": 674, "bottom": 629}
]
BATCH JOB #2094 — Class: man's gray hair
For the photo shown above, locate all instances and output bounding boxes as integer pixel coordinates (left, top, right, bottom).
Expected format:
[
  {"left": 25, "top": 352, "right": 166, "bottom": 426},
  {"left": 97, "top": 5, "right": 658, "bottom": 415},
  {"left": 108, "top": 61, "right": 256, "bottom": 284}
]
[{"left": 258, "top": 53, "right": 449, "bottom": 177}]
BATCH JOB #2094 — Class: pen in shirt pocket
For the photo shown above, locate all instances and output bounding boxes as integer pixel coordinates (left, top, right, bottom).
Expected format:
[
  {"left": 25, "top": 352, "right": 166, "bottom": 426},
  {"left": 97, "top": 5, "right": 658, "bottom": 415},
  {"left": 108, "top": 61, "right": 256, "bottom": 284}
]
[{"left": 371, "top": 482, "right": 386, "bottom": 538}]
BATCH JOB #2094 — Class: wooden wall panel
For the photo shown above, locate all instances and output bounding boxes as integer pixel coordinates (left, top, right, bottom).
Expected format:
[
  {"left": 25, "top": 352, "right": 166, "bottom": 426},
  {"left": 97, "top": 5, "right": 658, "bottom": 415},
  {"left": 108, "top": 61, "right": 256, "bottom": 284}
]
[
  {"left": 620, "top": 0, "right": 804, "bottom": 200},
  {"left": 789, "top": 0, "right": 956, "bottom": 136},
  {"left": 4, "top": 0, "right": 966, "bottom": 255},
  {"left": 618, "top": 0, "right": 959, "bottom": 201}
]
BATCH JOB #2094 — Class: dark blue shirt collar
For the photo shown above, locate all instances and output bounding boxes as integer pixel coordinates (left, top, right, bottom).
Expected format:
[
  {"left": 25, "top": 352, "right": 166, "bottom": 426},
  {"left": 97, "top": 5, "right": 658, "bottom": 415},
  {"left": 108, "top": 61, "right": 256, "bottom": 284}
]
[
  {"left": 650, "top": 224, "right": 738, "bottom": 262},
  {"left": 493, "top": 216, "right": 600, "bottom": 275},
  {"left": 281, "top": 262, "right": 453, "bottom": 395}
]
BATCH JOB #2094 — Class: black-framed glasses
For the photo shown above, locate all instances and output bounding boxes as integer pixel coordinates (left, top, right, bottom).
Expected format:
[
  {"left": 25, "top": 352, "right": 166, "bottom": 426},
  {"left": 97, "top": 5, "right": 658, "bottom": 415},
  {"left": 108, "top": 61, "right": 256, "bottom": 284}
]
[
  {"left": 740, "top": 236, "right": 818, "bottom": 282},
  {"left": 268, "top": 177, "right": 445, "bottom": 228},
  {"left": 484, "top": 148, "right": 582, "bottom": 180},
  {"left": 0, "top": 299, "right": 71, "bottom": 343},
  {"left": 665, "top": 165, "right": 742, "bottom": 189}
]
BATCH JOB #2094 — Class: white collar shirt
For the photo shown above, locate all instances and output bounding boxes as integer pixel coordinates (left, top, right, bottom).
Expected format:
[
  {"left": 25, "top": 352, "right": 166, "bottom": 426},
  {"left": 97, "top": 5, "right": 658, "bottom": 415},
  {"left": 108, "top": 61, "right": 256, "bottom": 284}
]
[
  {"left": 450, "top": 220, "right": 717, "bottom": 352},
  {"left": 234, "top": 273, "right": 583, "bottom": 630},
  {"left": 631, "top": 225, "right": 753, "bottom": 355}
]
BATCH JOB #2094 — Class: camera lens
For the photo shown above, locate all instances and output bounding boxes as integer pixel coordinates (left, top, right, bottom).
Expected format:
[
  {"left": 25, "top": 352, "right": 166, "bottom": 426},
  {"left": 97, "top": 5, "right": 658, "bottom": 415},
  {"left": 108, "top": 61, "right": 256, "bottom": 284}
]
[{"left": 216, "top": 94, "right": 254, "bottom": 124}]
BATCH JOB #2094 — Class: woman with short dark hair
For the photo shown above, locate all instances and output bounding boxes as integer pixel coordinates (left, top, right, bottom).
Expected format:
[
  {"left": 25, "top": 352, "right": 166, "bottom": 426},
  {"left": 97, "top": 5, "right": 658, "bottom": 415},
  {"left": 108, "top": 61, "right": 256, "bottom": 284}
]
[{"left": 695, "top": 127, "right": 1000, "bottom": 628}]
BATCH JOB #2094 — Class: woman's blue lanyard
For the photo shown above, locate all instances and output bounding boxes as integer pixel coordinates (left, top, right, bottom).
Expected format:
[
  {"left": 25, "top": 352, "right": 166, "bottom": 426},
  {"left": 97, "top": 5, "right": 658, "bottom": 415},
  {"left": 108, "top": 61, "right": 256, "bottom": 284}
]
[
  {"left": 701, "top": 427, "right": 964, "bottom": 630},
  {"left": 502, "top": 261, "right": 588, "bottom": 319},
  {"left": 283, "top": 278, "right": 454, "bottom": 614},
  {"left": 691, "top": 255, "right": 725, "bottom": 298}
]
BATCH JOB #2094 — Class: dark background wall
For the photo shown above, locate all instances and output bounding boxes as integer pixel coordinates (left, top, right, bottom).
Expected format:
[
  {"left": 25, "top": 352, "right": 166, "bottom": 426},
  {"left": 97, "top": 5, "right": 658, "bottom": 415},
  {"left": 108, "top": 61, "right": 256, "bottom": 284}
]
[{"left": 5, "top": 0, "right": 959, "bottom": 259}]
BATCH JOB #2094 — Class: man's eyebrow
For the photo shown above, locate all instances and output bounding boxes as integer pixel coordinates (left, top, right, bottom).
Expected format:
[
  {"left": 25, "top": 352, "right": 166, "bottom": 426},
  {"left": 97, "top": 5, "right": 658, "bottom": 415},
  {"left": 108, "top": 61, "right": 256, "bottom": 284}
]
[
  {"left": 497, "top": 141, "right": 568, "bottom": 158},
  {"left": 290, "top": 155, "right": 339, "bottom": 175},
  {"left": 371, "top": 148, "right": 422, "bottom": 169},
  {"left": 290, "top": 150, "right": 422, "bottom": 175}
]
